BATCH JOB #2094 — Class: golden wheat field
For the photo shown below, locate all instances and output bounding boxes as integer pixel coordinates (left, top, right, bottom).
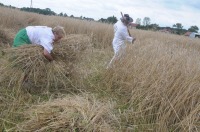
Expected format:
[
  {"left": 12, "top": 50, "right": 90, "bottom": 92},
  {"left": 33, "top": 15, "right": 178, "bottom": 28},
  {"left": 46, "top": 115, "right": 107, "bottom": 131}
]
[{"left": 0, "top": 6, "right": 199, "bottom": 131}]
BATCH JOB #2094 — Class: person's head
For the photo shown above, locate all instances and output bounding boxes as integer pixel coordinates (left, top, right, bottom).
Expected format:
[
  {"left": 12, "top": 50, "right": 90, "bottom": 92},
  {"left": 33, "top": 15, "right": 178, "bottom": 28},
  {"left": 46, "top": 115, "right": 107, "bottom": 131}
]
[
  {"left": 120, "top": 14, "right": 133, "bottom": 25},
  {"left": 52, "top": 26, "right": 66, "bottom": 42}
]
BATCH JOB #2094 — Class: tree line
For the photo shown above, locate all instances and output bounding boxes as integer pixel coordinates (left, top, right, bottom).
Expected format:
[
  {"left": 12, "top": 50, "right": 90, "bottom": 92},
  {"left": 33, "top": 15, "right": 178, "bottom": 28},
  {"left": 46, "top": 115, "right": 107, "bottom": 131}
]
[
  {"left": 0, "top": 2, "right": 199, "bottom": 35},
  {"left": 135, "top": 17, "right": 199, "bottom": 34}
]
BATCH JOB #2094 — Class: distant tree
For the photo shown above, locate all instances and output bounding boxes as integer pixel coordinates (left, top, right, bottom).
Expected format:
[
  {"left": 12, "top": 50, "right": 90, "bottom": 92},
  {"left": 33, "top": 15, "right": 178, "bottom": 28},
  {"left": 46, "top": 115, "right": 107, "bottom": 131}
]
[
  {"left": 149, "top": 23, "right": 159, "bottom": 30},
  {"left": 172, "top": 23, "right": 184, "bottom": 34},
  {"left": 98, "top": 18, "right": 107, "bottom": 23},
  {"left": 106, "top": 16, "right": 117, "bottom": 24},
  {"left": 135, "top": 18, "right": 141, "bottom": 25},
  {"left": 45, "top": 8, "right": 51, "bottom": 12},
  {"left": 59, "top": 12, "right": 63, "bottom": 16},
  {"left": 64, "top": 13, "right": 68, "bottom": 17},
  {"left": 188, "top": 25, "right": 199, "bottom": 33},
  {"left": 143, "top": 17, "right": 151, "bottom": 26},
  {"left": 177, "top": 23, "right": 183, "bottom": 29},
  {"left": 70, "top": 15, "right": 74, "bottom": 18},
  {"left": 136, "top": 25, "right": 146, "bottom": 30},
  {"left": 43, "top": 8, "right": 55, "bottom": 15},
  {"left": 173, "top": 23, "right": 183, "bottom": 29},
  {"left": 20, "top": 7, "right": 56, "bottom": 15},
  {"left": 0, "top": 2, "right": 4, "bottom": 6},
  {"left": 83, "top": 17, "right": 94, "bottom": 21}
]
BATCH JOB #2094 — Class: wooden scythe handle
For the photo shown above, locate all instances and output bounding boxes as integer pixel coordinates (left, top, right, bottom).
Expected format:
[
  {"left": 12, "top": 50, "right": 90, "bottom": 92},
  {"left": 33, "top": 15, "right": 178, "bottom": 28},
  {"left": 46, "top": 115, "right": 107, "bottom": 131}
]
[{"left": 121, "top": 12, "right": 131, "bottom": 37}]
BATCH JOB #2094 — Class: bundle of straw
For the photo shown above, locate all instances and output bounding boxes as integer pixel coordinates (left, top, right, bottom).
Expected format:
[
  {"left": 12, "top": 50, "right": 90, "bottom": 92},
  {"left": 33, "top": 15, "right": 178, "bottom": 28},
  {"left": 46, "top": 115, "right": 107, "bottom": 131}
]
[
  {"left": 16, "top": 94, "right": 119, "bottom": 131},
  {"left": 0, "top": 34, "right": 92, "bottom": 91},
  {"left": 0, "top": 45, "right": 72, "bottom": 90},
  {"left": 0, "top": 27, "right": 15, "bottom": 47},
  {"left": 53, "top": 34, "right": 92, "bottom": 61}
]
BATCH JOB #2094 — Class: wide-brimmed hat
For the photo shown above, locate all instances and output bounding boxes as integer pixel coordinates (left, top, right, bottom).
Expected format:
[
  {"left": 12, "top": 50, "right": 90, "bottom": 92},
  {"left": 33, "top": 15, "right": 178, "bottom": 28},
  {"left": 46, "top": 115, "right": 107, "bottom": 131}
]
[{"left": 120, "top": 14, "right": 133, "bottom": 23}]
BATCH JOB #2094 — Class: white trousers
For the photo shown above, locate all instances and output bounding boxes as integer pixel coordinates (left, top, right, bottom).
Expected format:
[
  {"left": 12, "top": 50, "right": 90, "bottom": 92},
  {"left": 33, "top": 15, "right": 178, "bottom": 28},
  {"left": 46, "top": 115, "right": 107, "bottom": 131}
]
[{"left": 107, "top": 42, "right": 126, "bottom": 68}]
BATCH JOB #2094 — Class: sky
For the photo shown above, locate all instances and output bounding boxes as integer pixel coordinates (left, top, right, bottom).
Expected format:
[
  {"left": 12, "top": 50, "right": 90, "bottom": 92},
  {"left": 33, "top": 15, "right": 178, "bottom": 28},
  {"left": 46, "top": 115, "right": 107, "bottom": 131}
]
[{"left": 0, "top": 0, "right": 200, "bottom": 29}]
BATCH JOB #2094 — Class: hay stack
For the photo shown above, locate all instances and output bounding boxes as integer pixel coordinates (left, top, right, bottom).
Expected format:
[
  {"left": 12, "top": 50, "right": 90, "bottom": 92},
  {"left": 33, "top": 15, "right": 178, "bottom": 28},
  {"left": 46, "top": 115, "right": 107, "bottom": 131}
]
[
  {"left": 53, "top": 34, "right": 92, "bottom": 61},
  {"left": 0, "top": 34, "right": 92, "bottom": 90},
  {"left": 0, "top": 27, "right": 15, "bottom": 47},
  {"left": 16, "top": 94, "right": 119, "bottom": 131},
  {"left": 0, "top": 45, "right": 45, "bottom": 85},
  {"left": 0, "top": 45, "right": 69, "bottom": 90}
]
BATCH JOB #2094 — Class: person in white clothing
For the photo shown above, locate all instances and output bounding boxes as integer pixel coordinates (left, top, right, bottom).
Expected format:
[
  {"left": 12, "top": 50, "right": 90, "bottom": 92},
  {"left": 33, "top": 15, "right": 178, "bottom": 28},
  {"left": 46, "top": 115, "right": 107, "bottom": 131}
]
[
  {"left": 107, "top": 14, "right": 136, "bottom": 68},
  {"left": 13, "top": 26, "right": 66, "bottom": 61}
]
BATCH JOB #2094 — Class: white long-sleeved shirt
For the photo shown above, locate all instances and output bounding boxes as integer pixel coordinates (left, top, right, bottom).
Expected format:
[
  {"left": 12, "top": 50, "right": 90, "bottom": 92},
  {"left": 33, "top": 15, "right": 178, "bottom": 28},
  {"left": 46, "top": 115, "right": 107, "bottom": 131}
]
[
  {"left": 26, "top": 26, "right": 55, "bottom": 53},
  {"left": 112, "top": 21, "right": 133, "bottom": 54}
]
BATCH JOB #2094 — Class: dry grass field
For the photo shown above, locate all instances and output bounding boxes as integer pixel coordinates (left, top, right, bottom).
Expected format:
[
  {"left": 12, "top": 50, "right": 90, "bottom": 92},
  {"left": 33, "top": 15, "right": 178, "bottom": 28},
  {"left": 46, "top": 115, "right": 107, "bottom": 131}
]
[{"left": 0, "top": 7, "right": 199, "bottom": 131}]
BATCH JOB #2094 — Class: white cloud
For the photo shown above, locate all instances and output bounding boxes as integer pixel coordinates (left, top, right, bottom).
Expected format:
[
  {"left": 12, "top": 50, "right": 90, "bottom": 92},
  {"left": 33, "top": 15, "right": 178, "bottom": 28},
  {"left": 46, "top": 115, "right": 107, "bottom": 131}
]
[{"left": 0, "top": 0, "right": 200, "bottom": 29}]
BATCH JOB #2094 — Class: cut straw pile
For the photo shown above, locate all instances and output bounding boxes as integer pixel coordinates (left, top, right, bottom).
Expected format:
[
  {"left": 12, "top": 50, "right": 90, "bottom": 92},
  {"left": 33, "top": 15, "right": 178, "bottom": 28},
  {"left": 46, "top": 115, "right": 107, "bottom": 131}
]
[
  {"left": 53, "top": 34, "right": 92, "bottom": 59},
  {"left": 0, "top": 27, "right": 15, "bottom": 47},
  {"left": 0, "top": 34, "right": 91, "bottom": 91},
  {"left": 15, "top": 94, "right": 119, "bottom": 131}
]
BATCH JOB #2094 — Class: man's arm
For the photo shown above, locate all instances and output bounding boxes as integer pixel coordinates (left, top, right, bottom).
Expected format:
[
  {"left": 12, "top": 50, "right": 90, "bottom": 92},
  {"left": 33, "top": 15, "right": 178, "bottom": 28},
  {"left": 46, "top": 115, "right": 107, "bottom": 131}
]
[
  {"left": 121, "top": 28, "right": 136, "bottom": 44},
  {"left": 43, "top": 49, "right": 53, "bottom": 61}
]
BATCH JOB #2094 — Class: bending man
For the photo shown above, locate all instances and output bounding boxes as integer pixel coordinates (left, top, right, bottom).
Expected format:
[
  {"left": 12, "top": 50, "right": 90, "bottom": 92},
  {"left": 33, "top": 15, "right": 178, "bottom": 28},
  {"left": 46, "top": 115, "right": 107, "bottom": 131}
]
[{"left": 13, "top": 25, "right": 66, "bottom": 61}]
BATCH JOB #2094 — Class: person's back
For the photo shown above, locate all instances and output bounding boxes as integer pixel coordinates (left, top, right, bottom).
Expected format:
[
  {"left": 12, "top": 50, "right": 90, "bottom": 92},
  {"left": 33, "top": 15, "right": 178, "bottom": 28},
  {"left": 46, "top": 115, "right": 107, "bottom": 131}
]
[
  {"left": 13, "top": 25, "right": 65, "bottom": 62},
  {"left": 26, "top": 26, "right": 54, "bottom": 46},
  {"left": 26, "top": 26, "right": 54, "bottom": 53}
]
